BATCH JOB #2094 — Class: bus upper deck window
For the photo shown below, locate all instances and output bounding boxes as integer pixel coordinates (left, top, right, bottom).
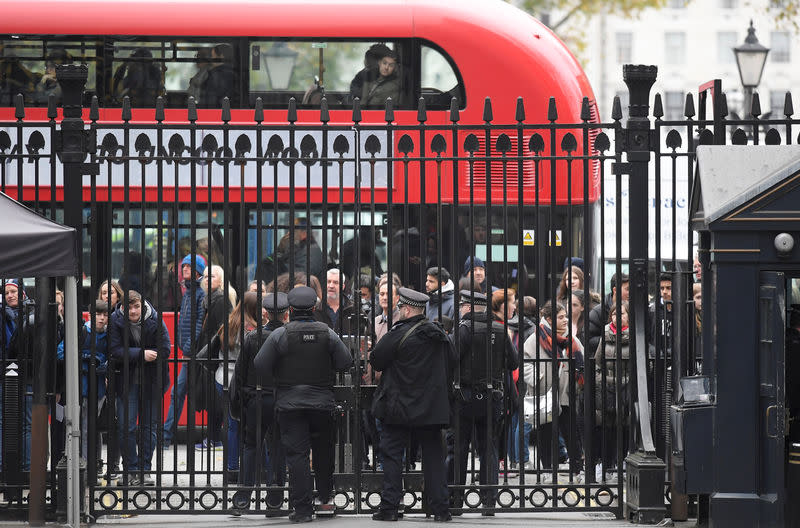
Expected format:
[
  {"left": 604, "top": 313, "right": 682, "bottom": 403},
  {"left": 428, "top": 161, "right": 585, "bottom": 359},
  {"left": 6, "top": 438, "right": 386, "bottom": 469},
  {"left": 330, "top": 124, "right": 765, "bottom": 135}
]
[
  {"left": 248, "top": 40, "right": 411, "bottom": 109},
  {"left": 420, "top": 43, "right": 463, "bottom": 109},
  {"left": 1, "top": 38, "right": 98, "bottom": 107}
]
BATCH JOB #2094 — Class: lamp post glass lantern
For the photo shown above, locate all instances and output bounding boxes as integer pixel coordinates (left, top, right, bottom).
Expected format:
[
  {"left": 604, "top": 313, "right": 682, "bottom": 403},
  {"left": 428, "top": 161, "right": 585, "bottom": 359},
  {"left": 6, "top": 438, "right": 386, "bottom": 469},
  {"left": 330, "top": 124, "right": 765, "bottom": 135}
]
[
  {"left": 265, "top": 42, "right": 298, "bottom": 90},
  {"left": 733, "top": 20, "right": 769, "bottom": 118}
]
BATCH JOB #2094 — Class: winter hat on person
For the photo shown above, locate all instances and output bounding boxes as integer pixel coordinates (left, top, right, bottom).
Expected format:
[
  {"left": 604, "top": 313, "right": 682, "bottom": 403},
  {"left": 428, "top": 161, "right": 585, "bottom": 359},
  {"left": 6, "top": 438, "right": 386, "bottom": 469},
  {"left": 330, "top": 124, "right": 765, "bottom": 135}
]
[
  {"left": 462, "top": 256, "right": 485, "bottom": 276},
  {"left": 181, "top": 254, "right": 206, "bottom": 276},
  {"left": 563, "top": 256, "right": 584, "bottom": 271},
  {"left": 4, "top": 279, "right": 24, "bottom": 298}
]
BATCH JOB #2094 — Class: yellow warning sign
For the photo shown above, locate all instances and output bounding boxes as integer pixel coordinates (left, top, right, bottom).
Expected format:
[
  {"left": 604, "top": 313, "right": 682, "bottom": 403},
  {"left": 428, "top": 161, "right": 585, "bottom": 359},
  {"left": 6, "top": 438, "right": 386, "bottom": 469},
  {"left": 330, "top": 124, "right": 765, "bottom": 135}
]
[
  {"left": 523, "top": 230, "right": 534, "bottom": 246},
  {"left": 554, "top": 230, "right": 562, "bottom": 247}
]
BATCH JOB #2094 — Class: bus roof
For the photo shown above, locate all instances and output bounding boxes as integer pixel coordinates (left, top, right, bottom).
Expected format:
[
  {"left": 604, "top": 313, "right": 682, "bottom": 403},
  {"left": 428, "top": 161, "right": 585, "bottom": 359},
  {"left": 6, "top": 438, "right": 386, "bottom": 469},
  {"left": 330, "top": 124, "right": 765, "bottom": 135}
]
[
  {"left": 2, "top": 0, "right": 595, "bottom": 121},
  {"left": 2, "top": 0, "right": 560, "bottom": 51}
]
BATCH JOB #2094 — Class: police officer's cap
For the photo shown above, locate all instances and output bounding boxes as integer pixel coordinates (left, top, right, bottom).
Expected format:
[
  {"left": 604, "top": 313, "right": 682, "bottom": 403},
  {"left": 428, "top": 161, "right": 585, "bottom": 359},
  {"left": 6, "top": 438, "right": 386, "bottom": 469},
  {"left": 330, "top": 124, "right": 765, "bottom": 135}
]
[
  {"left": 288, "top": 286, "right": 317, "bottom": 310},
  {"left": 262, "top": 292, "right": 289, "bottom": 312},
  {"left": 396, "top": 287, "right": 429, "bottom": 308},
  {"left": 459, "top": 289, "right": 487, "bottom": 306}
]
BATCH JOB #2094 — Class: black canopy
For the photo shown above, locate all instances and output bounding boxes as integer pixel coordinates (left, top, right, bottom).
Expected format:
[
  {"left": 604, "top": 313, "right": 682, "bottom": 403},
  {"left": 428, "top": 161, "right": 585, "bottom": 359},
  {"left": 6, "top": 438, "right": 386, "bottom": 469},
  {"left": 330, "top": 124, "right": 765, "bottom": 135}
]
[{"left": 0, "top": 192, "right": 78, "bottom": 278}]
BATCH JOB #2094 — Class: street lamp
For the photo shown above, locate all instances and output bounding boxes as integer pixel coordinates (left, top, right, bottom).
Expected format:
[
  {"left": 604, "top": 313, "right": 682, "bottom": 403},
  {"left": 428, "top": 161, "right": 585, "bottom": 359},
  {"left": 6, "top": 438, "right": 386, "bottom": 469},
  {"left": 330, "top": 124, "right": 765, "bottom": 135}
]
[
  {"left": 264, "top": 42, "right": 298, "bottom": 90},
  {"left": 733, "top": 20, "right": 769, "bottom": 119}
]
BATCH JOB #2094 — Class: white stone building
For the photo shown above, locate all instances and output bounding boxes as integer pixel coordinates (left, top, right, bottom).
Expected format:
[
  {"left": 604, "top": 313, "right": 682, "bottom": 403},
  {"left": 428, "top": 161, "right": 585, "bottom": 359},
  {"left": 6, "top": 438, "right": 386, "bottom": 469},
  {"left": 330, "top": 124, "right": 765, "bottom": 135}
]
[{"left": 578, "top": 0, "right": 799, "bottom": 121}]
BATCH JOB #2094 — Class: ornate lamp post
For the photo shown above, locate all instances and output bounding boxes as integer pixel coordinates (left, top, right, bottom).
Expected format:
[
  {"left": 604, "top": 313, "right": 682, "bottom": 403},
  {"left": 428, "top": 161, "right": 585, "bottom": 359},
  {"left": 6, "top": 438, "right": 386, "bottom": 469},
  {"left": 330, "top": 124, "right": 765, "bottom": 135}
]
[{"left": 733, "top": 20, "right": 769, "bottom": 120}]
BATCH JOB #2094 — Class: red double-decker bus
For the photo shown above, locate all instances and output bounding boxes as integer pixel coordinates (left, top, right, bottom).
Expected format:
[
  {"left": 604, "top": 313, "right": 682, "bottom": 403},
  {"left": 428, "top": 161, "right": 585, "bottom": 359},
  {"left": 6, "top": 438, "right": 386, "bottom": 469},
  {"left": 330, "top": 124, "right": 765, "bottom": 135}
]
[{"left": 1, "top": 0, "right": 603, "bottom": 426}]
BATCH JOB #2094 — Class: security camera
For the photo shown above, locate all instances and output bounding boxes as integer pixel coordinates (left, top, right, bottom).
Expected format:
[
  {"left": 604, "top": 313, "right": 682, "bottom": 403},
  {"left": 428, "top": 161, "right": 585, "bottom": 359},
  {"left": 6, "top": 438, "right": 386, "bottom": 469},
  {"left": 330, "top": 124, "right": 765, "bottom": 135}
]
[{"left": 774, "top": 233, "right": 795, "bottom": 257}]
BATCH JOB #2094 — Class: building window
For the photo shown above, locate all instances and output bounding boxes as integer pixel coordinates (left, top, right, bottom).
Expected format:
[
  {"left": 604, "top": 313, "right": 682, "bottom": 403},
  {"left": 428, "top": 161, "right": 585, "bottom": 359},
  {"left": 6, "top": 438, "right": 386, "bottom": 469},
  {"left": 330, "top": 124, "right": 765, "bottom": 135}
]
[
  {"left": 720, "top": 0, "right": 738, "bottom": 8},
  {"left": 771, "top": 31, "right": 790, "bottom": 63},
  {"left": 665, "top": 91, "right": 684, "bottom": 120},
  {"left": 616, "top": 32, "right": 632, "bottom": 63},
  {"left": 771, "top": 90, "right": 787, "bottom": 115},
  {"left": 665, "top": 32, "right": 686, "bottom": 65},
  {"left": 717, "top": 32, "right": 737, "bottom": 64}
]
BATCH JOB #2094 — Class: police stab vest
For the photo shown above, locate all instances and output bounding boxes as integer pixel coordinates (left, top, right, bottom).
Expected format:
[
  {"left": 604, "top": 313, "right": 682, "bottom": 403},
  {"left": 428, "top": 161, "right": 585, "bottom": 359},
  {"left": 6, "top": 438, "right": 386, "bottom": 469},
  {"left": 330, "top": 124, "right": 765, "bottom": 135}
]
[
  {"left": 244, "top": 326, "right": 273, "bottom": 390},
  {"left": 460, "top": 317, "right": 507, "bottom": 387},
  {"left": 274, "top": 320, "right": 334, "bottom": 389}
]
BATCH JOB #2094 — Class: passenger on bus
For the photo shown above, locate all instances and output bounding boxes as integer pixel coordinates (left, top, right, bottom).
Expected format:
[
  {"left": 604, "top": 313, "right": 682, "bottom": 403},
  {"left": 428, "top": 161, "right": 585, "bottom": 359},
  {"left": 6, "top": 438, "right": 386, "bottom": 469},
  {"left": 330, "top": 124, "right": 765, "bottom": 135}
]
[
  {"left": 361, "top": 47, "right": 402, "bottom": 108},
  {"left": 187, "top": 47, "right": 212, "bottom": 106},
  {"left": 275, "top": 220, "right": 325, "bottom": 285},
  {"left": 340, "top": 225, "right": 385, "bottom": 284},
  {"left": 348, "top": 43, "right": 387, "bottom": 104},
  {"left": 112, "top": 47, "right": 163, "bottom": 107},
  {"left": 34, "top": 48, "right": 71, "bottom": 104},
  {"left": 201, "top": 43, "right": 237, "bottom": 108},
  {"left": 0, "top": 46, "right": 38, "bottom": 105}
]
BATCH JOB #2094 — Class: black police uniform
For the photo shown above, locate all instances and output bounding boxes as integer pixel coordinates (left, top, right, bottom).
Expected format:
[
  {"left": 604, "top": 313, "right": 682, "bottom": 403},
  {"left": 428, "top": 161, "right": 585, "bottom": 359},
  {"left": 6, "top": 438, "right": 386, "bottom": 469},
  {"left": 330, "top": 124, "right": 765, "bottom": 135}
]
[
  {"left": 370, "top": 287, "right": 454, "bottom": 521},
  {"left": 231, "top": 293, "right": 288, "bottom": 513},
  {"left": 447, "top": 290, "right": 518, "bottom": 511},
  {"left": 253, "top": 287, "right": 352, "bottom": 520}
]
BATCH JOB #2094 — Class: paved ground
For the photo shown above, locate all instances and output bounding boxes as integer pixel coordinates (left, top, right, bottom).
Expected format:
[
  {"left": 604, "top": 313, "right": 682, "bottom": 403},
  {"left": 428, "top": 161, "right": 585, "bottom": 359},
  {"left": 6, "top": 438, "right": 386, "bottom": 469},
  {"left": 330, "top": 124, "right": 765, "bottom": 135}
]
[{"left": 19, "top": 511, "right": 695, "bottom": 527}]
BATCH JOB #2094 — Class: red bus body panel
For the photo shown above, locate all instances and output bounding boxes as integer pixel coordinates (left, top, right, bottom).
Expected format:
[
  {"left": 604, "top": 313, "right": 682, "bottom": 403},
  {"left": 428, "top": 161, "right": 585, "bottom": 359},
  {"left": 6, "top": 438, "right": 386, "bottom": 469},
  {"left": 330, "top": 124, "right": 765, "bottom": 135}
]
[{"left": 0, "top": 0, "right": 600, "bottom": 206}]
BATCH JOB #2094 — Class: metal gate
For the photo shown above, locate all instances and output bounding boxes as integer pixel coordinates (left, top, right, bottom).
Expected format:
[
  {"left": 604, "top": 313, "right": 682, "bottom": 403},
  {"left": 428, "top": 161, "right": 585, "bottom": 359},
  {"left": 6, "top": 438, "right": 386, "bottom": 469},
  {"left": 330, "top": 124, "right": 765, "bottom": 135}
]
[{"left": 1, "top": 63, "right": 797, "bottom": 522}]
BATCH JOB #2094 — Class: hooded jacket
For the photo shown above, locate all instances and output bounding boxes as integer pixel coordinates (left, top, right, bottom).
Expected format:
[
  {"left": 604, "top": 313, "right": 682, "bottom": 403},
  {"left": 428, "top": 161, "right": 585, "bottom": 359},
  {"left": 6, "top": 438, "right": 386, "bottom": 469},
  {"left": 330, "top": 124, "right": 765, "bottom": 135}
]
[
  {"left": 177, "top": 278, "right": 205, "bottom": 355},
  {"left": 109, "top": 299, "right": 171, "bottom": 390},
  {"left": 426, "top": 279, "right": 455, "bottom": 323}
]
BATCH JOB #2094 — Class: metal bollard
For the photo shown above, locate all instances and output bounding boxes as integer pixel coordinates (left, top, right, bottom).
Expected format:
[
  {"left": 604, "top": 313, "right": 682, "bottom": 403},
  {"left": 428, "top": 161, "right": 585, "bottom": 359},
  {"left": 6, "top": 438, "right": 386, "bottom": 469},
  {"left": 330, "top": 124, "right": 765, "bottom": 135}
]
[{"left": 56, "top": 455, "right": 86, "bottom": 523}]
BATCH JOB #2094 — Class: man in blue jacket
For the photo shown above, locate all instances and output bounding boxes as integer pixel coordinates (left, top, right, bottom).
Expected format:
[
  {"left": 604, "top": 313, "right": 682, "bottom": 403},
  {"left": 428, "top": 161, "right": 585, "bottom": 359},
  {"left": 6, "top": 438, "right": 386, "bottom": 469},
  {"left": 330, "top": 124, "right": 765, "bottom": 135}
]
[
  {"left": 109, "top": 290, "right": 171, "bottom": 486},
  {"left": 163, "top": 253, "right": 206, "bottom": 448}
]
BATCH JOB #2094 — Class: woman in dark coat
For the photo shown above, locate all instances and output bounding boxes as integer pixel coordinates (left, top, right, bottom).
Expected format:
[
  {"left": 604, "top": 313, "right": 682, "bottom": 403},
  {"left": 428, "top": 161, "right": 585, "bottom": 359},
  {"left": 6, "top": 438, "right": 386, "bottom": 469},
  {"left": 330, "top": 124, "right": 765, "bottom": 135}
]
[
  {"left": 191, "top": 264, "right": 235, "bottom": 448},
  {"left": 592, "top": 301, "right": 630, "bottom": 477}
]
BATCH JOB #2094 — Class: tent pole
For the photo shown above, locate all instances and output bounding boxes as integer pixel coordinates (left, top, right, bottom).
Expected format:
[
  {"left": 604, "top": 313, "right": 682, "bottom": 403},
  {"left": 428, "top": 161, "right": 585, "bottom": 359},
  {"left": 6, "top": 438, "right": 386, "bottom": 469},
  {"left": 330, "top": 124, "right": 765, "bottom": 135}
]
[{"left": 64, "top": 276, "right": 81, "bottom": 527}]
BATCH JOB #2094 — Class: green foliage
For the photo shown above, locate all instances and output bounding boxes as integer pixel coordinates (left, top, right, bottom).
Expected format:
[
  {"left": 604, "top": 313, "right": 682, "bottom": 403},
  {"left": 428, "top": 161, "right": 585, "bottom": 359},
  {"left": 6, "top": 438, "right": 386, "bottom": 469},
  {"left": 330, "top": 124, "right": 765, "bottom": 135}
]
[{"left": 767, "top": 0, "right": 800, "bottom": 31}]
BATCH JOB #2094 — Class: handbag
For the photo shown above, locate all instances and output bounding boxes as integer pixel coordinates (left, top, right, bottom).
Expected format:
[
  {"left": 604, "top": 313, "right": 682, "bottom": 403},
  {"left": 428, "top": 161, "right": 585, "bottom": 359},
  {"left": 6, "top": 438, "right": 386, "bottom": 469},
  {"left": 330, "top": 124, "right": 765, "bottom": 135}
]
[{"left": 523, "top": 388, "right": 557, "bottom": 425}]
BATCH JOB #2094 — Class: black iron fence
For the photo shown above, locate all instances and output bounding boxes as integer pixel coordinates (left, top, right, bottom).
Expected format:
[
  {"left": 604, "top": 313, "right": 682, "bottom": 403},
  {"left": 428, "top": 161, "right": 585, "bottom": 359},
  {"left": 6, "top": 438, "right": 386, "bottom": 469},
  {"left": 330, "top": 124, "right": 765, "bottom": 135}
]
[{"left": 0, "top": 64, "right": 797, "bottom": 522}]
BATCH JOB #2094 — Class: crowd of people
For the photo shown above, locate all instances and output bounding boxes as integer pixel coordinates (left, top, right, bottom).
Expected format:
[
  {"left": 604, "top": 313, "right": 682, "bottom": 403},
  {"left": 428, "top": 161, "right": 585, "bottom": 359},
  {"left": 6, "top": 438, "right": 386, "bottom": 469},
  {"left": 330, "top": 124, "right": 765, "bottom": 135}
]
[{"left": 0, "top": 244, "right": 704, "bottom": 520}]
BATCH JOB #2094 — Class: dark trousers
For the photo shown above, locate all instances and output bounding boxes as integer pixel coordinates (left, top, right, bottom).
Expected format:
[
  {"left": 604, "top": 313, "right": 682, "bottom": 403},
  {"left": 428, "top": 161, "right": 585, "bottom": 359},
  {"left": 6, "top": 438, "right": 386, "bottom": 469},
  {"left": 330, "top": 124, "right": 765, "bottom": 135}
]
[
  {"left": 277, "top": 409, "right": 335, "bottom": 516},
  {"left": 361, "top": 407, "right": 381, "bottom": 467},
  {"left": 238, "top": 393, "right": 285, "bottom": 508},
  {"left": 379, "top": 423, "right": 448, "bottom": 516},
  {"left": 593, "top": 421, "right": 628, "bottom": 471},
  {"left": 537, "top": 404, "right": 582, "bottom": 472},
  {"left": 446, "top": 391, "right": 501, "bottom": 507}
]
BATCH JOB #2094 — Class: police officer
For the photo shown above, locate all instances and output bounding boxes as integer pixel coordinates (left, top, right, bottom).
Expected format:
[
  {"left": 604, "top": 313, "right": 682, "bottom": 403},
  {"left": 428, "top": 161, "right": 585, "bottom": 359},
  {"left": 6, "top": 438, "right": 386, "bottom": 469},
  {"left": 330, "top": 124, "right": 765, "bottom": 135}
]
[
  {"left": 231, "top": 293, "right": 289, "bottom": 516},
  {"left": 370, "top": 287, "right": 453, "bottom": 522},
  {"left": 253, "top": 286, "right": 351, "bottom": 523},
  {"left": 447, "top": 290, "right": 518, "bottom": 514}
]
